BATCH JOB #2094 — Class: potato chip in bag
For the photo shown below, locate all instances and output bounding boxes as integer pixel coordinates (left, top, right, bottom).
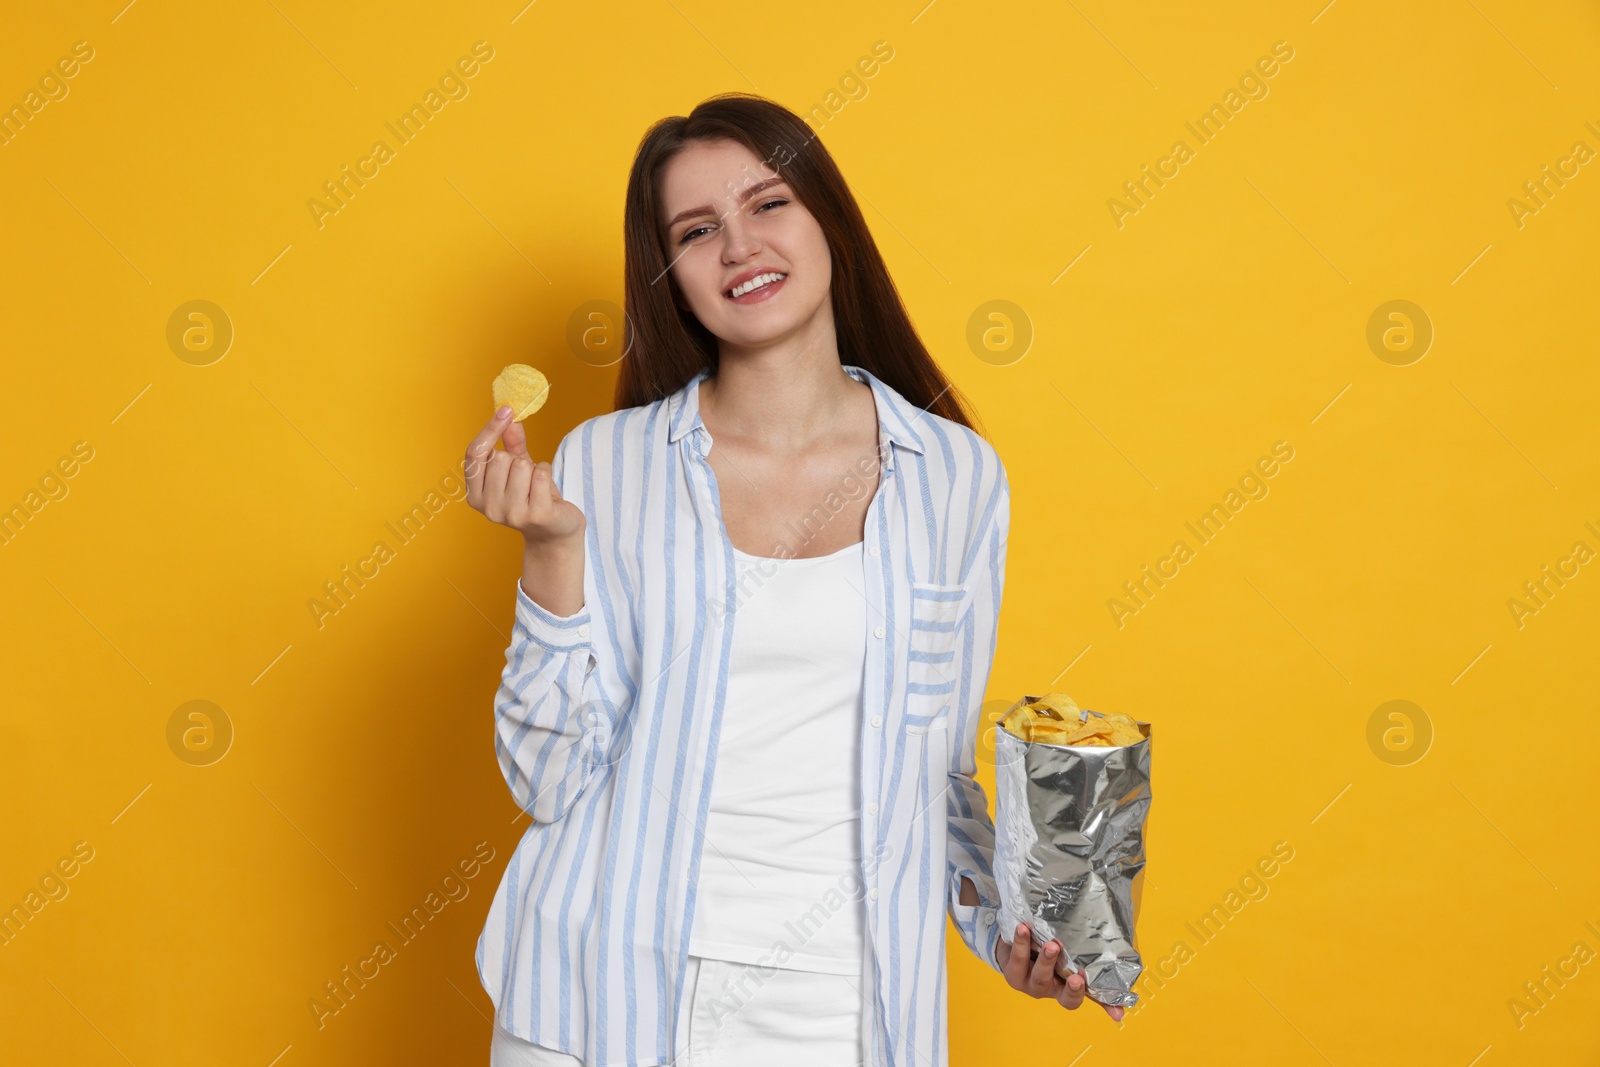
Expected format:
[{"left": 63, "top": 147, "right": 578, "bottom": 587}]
[{"left": 993, "top": 693, "right": 1151, "bottom": 1007}]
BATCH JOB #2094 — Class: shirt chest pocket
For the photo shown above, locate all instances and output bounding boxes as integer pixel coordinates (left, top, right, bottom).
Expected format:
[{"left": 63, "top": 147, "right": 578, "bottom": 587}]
[{"left": 903, "top": 581, "right": 966, "bottom": 735}]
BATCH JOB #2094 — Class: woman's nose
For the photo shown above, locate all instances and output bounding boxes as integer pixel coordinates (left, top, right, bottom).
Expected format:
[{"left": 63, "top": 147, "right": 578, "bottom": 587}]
[{"left": 719, "top": 213, "right": 762, "bottom": 259}]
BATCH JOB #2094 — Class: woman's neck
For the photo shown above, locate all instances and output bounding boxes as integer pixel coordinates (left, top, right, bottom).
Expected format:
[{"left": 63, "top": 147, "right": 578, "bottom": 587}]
[{"left": 699, "top": 350, "right": 864, "bottom": 454}]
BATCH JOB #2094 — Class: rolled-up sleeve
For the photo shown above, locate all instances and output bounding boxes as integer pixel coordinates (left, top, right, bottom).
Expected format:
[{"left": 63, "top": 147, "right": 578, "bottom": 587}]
[{"left": 946, "top": 460, "right": 1009, "bottom": 975}]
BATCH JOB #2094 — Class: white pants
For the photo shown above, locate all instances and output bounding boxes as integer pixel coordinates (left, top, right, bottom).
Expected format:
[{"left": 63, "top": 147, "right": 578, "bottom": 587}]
[{"left": 490, "top": 954, "right": 865, "bottom": 1067}]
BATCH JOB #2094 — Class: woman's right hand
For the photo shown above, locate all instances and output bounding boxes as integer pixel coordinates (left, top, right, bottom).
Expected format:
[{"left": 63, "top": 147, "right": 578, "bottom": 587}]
[
  {"left": 465, "top": 406, "right": 585, "bottom": 545},
  {"left": 995, "top": 923, "right": 1126, "bottom": 1021}
]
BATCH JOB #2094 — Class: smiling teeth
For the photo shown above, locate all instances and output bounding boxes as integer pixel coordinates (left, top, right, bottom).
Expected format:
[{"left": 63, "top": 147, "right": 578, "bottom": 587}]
[{"left": 727, "top": 272, "right": 786, "bottom": 297}]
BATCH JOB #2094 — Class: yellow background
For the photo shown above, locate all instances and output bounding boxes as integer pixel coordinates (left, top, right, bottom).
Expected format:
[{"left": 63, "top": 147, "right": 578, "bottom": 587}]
[{"left": 3, "top": 0, "right": 1598, "bottom": 1063}]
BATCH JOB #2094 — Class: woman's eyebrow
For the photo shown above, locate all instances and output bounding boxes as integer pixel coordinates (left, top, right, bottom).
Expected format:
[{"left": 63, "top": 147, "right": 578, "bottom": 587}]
[{"left": 666, "top": 177, "right": 789, "bottom": 229}]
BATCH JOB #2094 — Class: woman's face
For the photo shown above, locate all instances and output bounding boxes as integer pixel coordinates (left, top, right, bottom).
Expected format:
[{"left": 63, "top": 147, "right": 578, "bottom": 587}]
[{"left": 657, "top": 138, "right": 833, "bottom": 353}]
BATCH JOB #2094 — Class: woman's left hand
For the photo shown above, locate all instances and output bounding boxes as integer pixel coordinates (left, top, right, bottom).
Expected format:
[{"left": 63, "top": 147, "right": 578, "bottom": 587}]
[{"left": 994, "top": 923, "right": 1126, "bottom": 1021}]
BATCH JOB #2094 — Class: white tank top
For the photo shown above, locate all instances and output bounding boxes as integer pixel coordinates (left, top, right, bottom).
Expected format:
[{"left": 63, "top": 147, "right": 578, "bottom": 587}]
[{"left": 686, "top": 539, "right": 868, "bottom": 975}]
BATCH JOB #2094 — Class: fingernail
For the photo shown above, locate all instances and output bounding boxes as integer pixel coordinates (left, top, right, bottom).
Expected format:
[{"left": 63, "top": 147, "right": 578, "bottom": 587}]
[
  {"left": 1044, "top": 944, "right": 1056, "bottom": 956},
  {"left": 497, "top": 405, "right": 511, "bottom": 418}
]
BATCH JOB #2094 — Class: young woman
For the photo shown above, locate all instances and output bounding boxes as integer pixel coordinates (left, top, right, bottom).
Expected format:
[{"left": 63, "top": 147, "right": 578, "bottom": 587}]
[{"left": 466, "top": 93, "right": 1120, "bottom": 1067}]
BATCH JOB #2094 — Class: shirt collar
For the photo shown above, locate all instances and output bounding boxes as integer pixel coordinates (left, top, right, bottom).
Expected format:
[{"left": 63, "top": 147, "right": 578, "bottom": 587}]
[{"left": 665, "top": 364, "right": 930, "bottom": 464}]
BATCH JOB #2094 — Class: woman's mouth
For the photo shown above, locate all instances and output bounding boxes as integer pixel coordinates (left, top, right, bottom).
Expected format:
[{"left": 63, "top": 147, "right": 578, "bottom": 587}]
[{"left": 724, "top": 272, "right": 788, "bottom": 303}]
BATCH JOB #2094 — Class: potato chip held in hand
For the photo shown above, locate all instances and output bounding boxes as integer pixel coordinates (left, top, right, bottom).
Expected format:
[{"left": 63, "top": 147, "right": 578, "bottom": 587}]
[{"left": 492, "top": 364, "right": 550, "bottom": 421}]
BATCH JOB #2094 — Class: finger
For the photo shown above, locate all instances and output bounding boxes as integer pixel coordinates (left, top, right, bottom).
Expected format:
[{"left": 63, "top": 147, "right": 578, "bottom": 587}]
[
  {"left": 505, "top": 455, "right": 535, "bottom": 516},
  {"left": 527, "top": 462, "right": 559, "bottom": 519},
  {"left": 502, "top": 417, "right": 531, "bottom": 460},
  {"left": 1056, "top": 968, "right": 1087, "bottom": 1010},
  {"left": 1096, "top": 997, "right": 1125, "bottom": 1022},
  {"left": 466, "top": 407, "right": 514, "bottom": 497},
  {"left": 1005, "top": 925, "right": 1032, "bottom": 983},
  {"left": 1030, "top": 938, "right": 1062, "bottom": 993},
  {"left": 483, "top": 449, "right": 515, "bottom": 515}
]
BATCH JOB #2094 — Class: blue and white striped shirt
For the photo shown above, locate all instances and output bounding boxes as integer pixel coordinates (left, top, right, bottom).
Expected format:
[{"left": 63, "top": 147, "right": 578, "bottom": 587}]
[{"left": 476, "top": 363, "right": 1010, "bottom": 1067}]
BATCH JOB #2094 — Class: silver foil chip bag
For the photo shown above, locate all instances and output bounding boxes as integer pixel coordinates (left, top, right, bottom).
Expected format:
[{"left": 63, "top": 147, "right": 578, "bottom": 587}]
[{"left": 993, "top": 695, "right": 1151, "bottom": 1008}]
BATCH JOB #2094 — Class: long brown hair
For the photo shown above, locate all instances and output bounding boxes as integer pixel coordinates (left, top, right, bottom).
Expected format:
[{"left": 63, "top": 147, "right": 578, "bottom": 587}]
[{"left": 613, "top": 92, "right": 982, "bottom": 435}]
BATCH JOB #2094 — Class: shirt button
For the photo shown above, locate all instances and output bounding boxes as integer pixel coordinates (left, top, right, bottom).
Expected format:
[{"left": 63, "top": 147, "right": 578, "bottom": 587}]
[
  {"left": 576, "top": 624, "right": 590, "bottom": 638},
  {"left": 868, "top": 802, "right": 879, "bottom": 815},
  {"left": 870, "top": 715, "right": 882, "bottom": 728},
  {"left": 869, "top": 888, "right": 879, "bottom": 901},
  {"left": 873, "top": 625, "right": 885, "bottom": 639},
  {"left": 868, "top": 545, "right": 879, "bottom": 557},
  {"left": 982, "top": 912, "right": 994, "bottom": 925}
]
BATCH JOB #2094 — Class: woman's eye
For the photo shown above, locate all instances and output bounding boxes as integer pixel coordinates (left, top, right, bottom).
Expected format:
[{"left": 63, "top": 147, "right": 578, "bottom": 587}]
[{"left": 678, "top": 200, "right": 788, "bottom": 244}]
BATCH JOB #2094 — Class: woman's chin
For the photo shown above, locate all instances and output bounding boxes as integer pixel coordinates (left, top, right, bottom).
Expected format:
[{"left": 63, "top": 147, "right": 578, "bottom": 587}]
[
  {"left": 715, "top": 322, "right": 815, "bottom": 353},
  {"left": 708, "top": 300, "right": 827, "bottom": 349}
]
